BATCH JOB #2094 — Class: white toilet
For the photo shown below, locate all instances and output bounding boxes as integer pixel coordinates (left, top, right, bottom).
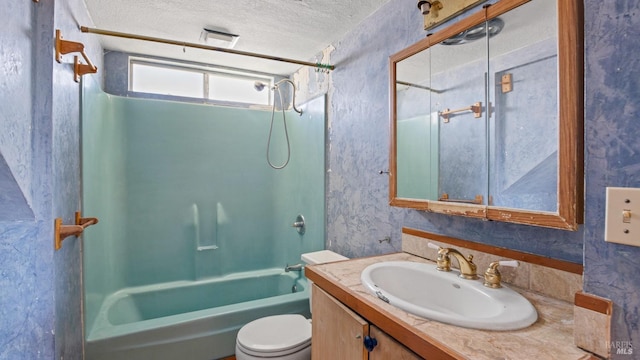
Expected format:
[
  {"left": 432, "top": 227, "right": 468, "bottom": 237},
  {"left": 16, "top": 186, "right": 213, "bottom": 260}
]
[{"left": 235, "top": 250, "right": 348, "bottom": 360}]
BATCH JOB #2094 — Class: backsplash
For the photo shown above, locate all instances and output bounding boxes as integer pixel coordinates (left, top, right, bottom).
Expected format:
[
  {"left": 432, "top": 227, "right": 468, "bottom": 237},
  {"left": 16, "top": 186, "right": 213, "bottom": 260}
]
[{"left": 575, "top": 292, "right": 613, "bottom": 358}]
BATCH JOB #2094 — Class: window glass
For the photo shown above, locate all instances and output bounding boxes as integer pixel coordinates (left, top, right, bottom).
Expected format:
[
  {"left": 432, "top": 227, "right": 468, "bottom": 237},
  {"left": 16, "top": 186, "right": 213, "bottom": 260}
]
[
  {"left": 208, "top": 73, "right": 270, "bottom": 105},
  {"left": 131, "top": 63, "right": 204, "bottom": 98}
]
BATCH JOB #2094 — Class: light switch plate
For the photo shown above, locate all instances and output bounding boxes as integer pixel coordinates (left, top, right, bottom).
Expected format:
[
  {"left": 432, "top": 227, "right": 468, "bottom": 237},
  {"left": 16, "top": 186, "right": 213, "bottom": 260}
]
[{"left": 605, "top": 187, "right": 640, "bottom": 246}]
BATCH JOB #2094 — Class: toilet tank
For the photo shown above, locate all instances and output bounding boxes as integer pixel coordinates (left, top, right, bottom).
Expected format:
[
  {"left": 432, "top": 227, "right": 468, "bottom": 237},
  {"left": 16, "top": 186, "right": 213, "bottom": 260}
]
[
  {"left": 302, "top": 250, "right": 348, "bottom": 266},
  {"left": 301, "top": 250, "right": 349, "bottom": 312}
]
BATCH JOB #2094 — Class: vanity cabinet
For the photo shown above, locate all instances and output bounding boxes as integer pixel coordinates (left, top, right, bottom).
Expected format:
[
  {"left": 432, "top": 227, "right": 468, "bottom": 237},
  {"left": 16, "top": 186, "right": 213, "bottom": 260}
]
[
  {"left": 368, "top": 326, "right": 422, "bottom": 360},
  {"left": 311, "top": 284, "right": 421, "bottom": 359}
]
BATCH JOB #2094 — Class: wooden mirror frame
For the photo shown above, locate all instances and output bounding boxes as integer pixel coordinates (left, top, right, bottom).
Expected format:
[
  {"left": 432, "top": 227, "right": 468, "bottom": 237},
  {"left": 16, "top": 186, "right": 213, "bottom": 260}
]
[{"left": 389, "top": 0, "right": 584, "bottom": 230}]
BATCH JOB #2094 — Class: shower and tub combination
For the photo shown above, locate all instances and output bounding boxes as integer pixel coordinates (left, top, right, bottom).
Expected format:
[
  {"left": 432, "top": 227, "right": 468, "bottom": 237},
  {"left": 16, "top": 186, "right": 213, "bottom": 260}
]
[{"left": 81, "top": 80, "right": 326, "bottom": 359}]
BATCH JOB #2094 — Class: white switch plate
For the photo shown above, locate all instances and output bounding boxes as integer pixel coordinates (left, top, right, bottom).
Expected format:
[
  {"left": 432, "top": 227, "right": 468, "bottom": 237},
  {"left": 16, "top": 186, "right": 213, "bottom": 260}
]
[{"left": 605, "top": 187, "right": 640, "bottom": 246}]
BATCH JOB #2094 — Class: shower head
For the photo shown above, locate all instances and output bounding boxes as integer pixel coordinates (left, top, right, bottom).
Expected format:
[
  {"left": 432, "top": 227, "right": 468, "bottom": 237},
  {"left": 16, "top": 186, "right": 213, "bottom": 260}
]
[
  {"left": 254, "top": 81, "right": 268, "bottom": 92},
  {"left": 255, "top": 79, "right": 303, "bottom": 115}
]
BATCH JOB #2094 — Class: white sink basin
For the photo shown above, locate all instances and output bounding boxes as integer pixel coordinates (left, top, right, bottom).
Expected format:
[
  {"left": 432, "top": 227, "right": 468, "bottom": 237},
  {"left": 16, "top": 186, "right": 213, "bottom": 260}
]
[{"left": 360, "top": 261, "right": 537, "bottom": 330}]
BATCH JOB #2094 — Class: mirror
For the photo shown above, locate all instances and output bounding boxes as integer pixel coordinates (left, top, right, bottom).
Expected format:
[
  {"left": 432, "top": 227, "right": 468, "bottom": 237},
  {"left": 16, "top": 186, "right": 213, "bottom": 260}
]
[{"left": 390, "top": 0, "right": 583, "bottom": 230}]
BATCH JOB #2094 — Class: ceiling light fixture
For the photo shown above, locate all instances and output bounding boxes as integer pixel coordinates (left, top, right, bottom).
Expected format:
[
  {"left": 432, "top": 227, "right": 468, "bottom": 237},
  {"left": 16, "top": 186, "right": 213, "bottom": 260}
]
[{"left": 200, "top": 28, "right": 239, "bottom": 49}]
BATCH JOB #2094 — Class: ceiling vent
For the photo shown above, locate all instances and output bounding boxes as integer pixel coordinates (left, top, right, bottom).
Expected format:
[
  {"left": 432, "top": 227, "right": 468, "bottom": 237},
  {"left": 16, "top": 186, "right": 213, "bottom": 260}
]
[{"left": 200, "top": 28, "right": 239, "bottom": 49}]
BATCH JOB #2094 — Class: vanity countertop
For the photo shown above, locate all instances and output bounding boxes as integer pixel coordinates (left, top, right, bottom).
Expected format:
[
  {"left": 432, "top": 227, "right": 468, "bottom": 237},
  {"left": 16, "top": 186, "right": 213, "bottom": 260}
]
[{"left": 305, "top": 252, "right": 595, "bottom": 360}]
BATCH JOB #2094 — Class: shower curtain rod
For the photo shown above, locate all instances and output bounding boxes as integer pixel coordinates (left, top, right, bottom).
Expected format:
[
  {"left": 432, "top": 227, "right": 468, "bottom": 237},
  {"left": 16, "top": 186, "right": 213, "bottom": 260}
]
[{"left": 80, "top": 26, "right": 335, "bottom": 71}]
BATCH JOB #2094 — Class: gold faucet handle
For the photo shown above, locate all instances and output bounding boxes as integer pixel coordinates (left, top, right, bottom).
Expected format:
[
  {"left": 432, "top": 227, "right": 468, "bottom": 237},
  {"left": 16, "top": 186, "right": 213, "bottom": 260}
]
[
  {"left": 436, "top": 249, "right": 452, "bottom": 272},
  {"left": 428, "top": 243, "right": 451, "bottom": 272},
  {"left": 466, "top": 254, "right": 476, "bottom": 266},
  {"left": 483, "top": 260, "right": 519, "bottom": 288}
]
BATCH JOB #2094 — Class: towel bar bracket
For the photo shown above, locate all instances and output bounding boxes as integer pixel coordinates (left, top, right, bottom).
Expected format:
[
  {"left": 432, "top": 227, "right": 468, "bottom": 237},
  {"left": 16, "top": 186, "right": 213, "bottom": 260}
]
[
  {"left": 55, "top": 29, "right": 98, "bottom": 82},
  {"left": 54, "top": 211, "right": 99, "bottom": 251}
]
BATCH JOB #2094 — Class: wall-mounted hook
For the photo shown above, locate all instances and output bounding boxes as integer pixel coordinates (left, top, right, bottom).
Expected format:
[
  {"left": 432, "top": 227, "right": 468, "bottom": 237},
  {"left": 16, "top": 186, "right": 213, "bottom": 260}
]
[
  {"left": 377, "top": 236, "right": 391, "bottom": 244},
  {"left": 74, "top": 55, "right": 97, "bottom": 82},
  {"left": 54, "top": 219, "right": 82, "bottom": 251},
  {"left": 75, "top": 211, "right": 98, "bottom": 228},
  {"left": 56, "top": 29, "right": 83, "bottom": 63},
  {"left": 378, "top": 170, "right": 390, "bottom": 175},
  {"left": 55, "top": 29, "right": 97, "bottom": 82},
  {"left": 54, "top": 211, "right": 99, "bottom": 251}
]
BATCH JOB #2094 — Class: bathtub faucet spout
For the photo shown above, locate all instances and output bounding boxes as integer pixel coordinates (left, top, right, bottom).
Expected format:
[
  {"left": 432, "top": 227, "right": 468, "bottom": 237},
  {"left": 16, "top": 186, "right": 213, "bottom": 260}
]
[{"left": 285, "top": 263, "right": 303, "bottom": 272}]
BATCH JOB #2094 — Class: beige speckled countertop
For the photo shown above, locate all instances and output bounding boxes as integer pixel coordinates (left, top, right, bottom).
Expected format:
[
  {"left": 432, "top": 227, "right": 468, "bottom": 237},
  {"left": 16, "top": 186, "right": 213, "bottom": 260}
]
[{"left": 305, "top": 252, "right": 595, "bottom": 360}]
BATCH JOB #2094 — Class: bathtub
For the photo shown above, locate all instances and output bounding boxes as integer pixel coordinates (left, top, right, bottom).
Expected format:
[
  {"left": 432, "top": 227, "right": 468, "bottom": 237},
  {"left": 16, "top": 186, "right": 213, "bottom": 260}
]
[{"left": 85, "top": 269, "right": 310, "bottom": 360}]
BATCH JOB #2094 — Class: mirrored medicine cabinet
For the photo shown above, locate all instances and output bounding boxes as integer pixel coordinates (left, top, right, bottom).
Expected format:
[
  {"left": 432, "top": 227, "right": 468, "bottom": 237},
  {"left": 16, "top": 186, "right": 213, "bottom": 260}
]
[{"left": 389, "top": 0, "right": 584, "bottom": 230}]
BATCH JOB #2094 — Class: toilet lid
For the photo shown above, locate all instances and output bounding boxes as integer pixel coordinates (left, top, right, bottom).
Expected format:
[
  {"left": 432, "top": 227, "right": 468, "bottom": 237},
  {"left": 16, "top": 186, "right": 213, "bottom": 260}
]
[{"left": 237, "top": 314, "right": 311, "bottom": 355}]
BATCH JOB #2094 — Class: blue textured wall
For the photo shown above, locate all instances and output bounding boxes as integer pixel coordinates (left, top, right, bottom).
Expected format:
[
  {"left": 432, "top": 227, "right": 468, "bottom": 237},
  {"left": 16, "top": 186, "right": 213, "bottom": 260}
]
[
  {"left": 0, "top": 0, "right": 102, "bottom": 359},
  {"left": 323, "top": 0, "right": 640, "bottom": 355},
  {"left": 0, "top": 2, "right": 54, "bottom": 359},
  {"left": 583, "top": 1, "right": 640, "bottom": 355}
]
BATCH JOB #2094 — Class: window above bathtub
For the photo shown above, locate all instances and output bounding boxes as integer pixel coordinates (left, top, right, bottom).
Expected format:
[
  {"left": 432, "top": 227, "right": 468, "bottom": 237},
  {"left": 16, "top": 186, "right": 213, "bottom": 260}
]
[{"left": 128, "top": 57, "right": 275, "bottom": 106}]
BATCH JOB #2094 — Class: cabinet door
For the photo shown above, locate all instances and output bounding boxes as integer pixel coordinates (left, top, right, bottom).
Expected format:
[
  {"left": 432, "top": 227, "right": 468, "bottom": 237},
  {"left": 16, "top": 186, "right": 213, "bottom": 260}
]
[
  {"left": 312, "top": 285, "right": 369, "bottom": 360},
  {"left": 369, "top": 325, "right": 422, "bottom": 360}
]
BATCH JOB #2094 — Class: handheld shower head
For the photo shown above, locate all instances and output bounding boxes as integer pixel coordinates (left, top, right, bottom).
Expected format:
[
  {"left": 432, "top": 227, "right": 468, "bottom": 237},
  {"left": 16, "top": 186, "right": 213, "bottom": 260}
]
[
  {"left": 260, "top": 78, "right": 303, "bottom": 170},
  {"left": 253, "top": 79, "right": 302, "bottom": 115}
]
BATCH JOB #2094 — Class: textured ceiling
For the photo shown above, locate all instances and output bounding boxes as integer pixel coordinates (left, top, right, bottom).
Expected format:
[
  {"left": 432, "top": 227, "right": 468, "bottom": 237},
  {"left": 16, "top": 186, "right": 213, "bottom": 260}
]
[{"left": 83, "top": 0, "right": 391, "bottom": 75}]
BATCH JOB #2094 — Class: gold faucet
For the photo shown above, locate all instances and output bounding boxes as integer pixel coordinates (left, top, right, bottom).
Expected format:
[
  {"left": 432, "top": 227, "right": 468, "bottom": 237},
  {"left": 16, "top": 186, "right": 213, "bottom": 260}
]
[
  {"left": 483, "top": 260, "right": 519, "bottom": 288},
  {"left": 435, "top": 247, "right": 478, "bottom": 280}
]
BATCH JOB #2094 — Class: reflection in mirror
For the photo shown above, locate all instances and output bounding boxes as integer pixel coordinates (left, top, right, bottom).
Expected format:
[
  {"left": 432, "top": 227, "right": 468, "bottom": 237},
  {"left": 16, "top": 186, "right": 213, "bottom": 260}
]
[
  {"left": 488, "top": 0, "right": 558, "bottom": 212},
  {"left": 395, "top": 46, "right": 436, "bottom": 199},
  {"left": 390, "top": 0, "right": 583, "bottom": 229},
  {"left": 395, "top": 18, "right": 491, "bottom": 204},
  {"left": 431, "top": 27, "right": 488, "bottom": 205}
]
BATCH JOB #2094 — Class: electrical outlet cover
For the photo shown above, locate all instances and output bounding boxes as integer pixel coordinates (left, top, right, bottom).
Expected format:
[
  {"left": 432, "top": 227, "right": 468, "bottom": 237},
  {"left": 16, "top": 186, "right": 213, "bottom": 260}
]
[{"left": 605, "top": 187, "right": 640, "bottom": 246}]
